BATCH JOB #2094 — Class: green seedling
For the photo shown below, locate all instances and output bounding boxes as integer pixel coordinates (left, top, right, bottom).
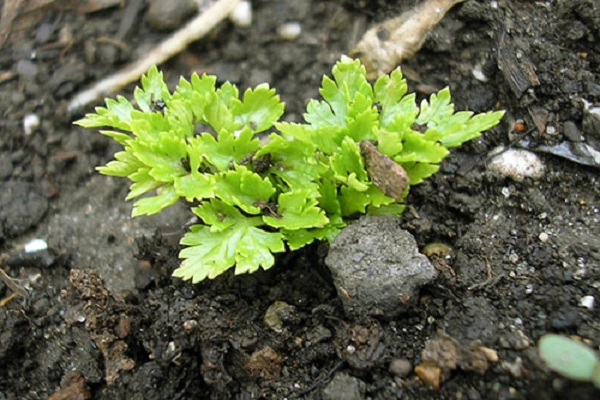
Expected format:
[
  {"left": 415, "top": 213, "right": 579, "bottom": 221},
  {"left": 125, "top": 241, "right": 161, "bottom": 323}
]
[
  {"left": 76, "top": 56, "right": 504, "bottom": 283},
  {"left": 538, "top": 334, "right": 600, "bottom": 388}
]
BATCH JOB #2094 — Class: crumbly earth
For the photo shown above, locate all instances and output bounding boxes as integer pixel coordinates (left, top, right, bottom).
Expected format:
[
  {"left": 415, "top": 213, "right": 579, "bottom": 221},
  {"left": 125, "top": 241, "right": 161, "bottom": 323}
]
[{"left": 0, "top": 0, "right": 599, "bottom": 399}]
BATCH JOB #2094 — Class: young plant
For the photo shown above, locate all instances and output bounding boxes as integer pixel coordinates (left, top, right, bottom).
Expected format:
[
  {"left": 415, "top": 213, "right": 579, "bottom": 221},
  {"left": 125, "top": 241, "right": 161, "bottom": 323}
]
[
  {"left": 538, "top": 334, "right": 600, "bottom": 388},
  {"left": 76, "top": 56, "right": 504, "bottom": 283}
]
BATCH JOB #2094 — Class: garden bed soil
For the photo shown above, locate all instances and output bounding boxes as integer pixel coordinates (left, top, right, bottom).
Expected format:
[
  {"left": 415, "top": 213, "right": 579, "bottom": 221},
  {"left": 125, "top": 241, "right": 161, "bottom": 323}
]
[{"left": 1, "top": 0, "right": 599, "bottom": 399}]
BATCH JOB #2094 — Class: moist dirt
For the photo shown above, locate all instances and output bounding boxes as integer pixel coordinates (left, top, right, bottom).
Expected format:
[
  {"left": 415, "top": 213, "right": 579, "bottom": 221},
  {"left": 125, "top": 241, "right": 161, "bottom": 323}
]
[{"left": 0, "top": 0, "right": 599, "bottom": 399}]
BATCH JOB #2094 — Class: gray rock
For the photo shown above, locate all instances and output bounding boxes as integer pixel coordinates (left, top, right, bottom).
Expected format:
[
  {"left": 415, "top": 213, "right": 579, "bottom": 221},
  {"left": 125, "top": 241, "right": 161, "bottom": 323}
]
[
  {"left": 321, "top": 372, "right": 365, "bottom": 400},
  {"left": 325, "top": 215, "right": 437, "bottom": 319},
  {"left": 145, "top": 0, "right": 199, "bottom": 31}
]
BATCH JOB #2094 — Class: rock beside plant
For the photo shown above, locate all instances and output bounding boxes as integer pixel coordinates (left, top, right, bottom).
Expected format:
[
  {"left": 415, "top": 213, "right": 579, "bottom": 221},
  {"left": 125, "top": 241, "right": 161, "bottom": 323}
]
[{"left": 325, "top": 215, "right": 437, "bottom": 319}]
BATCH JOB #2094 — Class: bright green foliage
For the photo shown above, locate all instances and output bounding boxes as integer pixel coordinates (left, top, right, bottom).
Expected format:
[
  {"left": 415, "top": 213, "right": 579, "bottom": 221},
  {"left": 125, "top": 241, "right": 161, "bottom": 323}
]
[
  {"left": 76, "top": 57, "right": 504, "bottom": 282},
  {"left": 538, "top": 334, "right": 600, "bottom": 388}
]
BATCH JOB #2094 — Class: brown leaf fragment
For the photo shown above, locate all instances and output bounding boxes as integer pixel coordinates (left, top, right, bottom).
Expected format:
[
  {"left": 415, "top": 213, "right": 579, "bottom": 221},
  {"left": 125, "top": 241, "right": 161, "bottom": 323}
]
[
  {"left": 350, "top": 0, "right": 466, "bottom": 79},
  {"left": 360, "top": 140, "right": 409, "bottom": 200}
]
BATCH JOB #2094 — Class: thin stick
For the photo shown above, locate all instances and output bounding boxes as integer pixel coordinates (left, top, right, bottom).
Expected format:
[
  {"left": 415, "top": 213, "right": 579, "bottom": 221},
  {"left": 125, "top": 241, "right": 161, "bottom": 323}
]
[{"left": 68, "top": 0, "right": 241, "bottom": 114}]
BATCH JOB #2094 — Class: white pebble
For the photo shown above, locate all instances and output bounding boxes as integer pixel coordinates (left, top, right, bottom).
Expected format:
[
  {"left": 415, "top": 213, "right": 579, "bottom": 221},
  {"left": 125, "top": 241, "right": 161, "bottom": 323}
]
[
  {"left": 472, "top": 65, "right": 488, "bottom": 82},
  {"left": 538, "top": 232, "right": 549, "bottom": 242},
  {"left": 277, "top": 22, "right": 302, "bottom": 41},
  {"left": 24, "top": 238, "right": 48, "bottom": 253},
  {"left": 579, "top": 295, "right": 595, "bottom": 309},
  {"left": 23, "top": 113, "right": 40, "bottom": 135},
  {"left": 229, "top": 0, "right": 252, "bottom": 27},
  {"left": 487, "top": 147, "right": 545, "bottom": 182}
]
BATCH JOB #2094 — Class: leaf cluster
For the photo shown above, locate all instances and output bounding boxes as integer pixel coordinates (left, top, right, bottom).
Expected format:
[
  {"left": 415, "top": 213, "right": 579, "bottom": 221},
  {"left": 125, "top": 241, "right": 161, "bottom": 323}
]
[{"left": 76, "top": 57, "right": 504, "bottom": 282}]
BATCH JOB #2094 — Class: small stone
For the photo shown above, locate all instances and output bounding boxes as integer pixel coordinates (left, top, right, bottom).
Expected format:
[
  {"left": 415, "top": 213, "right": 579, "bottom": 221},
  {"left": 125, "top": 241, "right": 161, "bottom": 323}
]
[
  {"left": 501, "top": 357, "right": 524, "bottom": 378},
  {"left": 277, "top": 22, "right": 302, "bottom": 41},
  {"left": 538, "top": 232, "right": 549, "bottom": 242},
  {"left": 146, "top": 0, "right": 198, "bottom": 31},
  {"left": 389, "top": 358, "right": 412, "bottom": 378},
  {"left": 263, "top": 301, "right": 295, "bottom": 333},
  {"left": 24, "top": 238, "right": 48, "bottom": 253},
  {"left": 229, "top": 0, "right": 252, "bottom": 27},
  {"left": 23, "top": 113, "right": 40, "bottom": 135},
  {"left": 325, "top": 215, "right": 437, "bottom": 318},
  {"left": 479, "top": 346, "right": 499, "bottom": 363},
  {"left": 487, "top": 147, "right": 545, "bottom": 182},
  {"left": 183, "top": 319, "right": 198, "bottom": 332},
  {"left": 415, "top": 361, "right": 443, "bottom": 390},
  {"left": 322, "top": 372, "right": 365, "bottom": 400},
  {"left": 579, "top": 295, "right": 595, "bottom": 309},
  {"left": 563, "top": 121, "right": 582, "bottom": 142}
]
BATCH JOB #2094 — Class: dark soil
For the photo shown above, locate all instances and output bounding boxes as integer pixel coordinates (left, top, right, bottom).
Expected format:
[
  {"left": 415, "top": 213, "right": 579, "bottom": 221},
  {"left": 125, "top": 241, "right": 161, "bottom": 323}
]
[{"left": 1, "top": 0, "right": 599, "bottom": 399}]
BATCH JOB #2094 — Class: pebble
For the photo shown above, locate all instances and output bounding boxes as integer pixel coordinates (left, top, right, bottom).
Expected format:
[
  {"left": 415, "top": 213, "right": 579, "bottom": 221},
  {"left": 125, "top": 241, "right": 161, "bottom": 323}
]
[
  {"left": 23, "top": 113, "right": 40, "bottom": 135},
  {"left": 322, "top": 372, "right": 365, "bottom": 400},
  {"left": 325, "top": 215, "right": 437, "bottom": 319},
  {"left": 487, "top": 147, "right": 545, "bottom": 182},
  {"left": 389, "top": 358, "right": 412, "bottom": 378},
  {"left": 229, "top": 1, "right": 252, "bottom": 27},
  {"left": 145, "top": 0, "right": 198, "bottom": 31},
  {"left": 277, "top": 22, "right": 302, "bottom": 41},
  {"left": 263, "top": 301, "right": 295, "bottom": 333},
  {"left": 579, "top": 295, "right": 595, "bottom": 309},
  {"left": 414, "top": 361, "right": 443, "bottom": 390},
  {"left": 24, "top": 238, "right": 48, "bottom": 253}
]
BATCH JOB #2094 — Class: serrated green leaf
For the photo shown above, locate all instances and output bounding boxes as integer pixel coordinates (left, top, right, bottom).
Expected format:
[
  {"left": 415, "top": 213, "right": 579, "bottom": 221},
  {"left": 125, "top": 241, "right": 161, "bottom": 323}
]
[
  {"left": 263, "top": 190, "right": 328, "bottom": 230},
  {"left": 75, "top": 96, "right": 134, "bottom": 131},
  {"left": 126, "top": 168, "right": 162, "bottom": 199},
  {"left": 440, "top": 110, "right": 505, "bottom": 148},
  {"left": 174, "top": 172, "right": 214, "bottom": 202},
  {"left": 256, "top": 133, "right": 320, "bottom": 189},
  {"left": 394, "top": 131, "right": 449, "bottom": 164},
  {"left": 417, "top": 87, "right": 454, "bottom": 126},
  {"left": 192, "top": 199, "right": 245, "bottom": 231},
  {"left": 277, "top": 122, "right": 345, "bottom": 156},
  {"left": 346, "top": 93, "right": 379, "bottom": 143},
  {"left": 374, "top": 68, "right": 408, "bottom": 110},
  {"left": 97, "top": 150, "right": 142, "bottom": 177},
  {"left": 176, "top": 220, "right": 284, "bottom": 282},
  {"left": 402, "top": 162, "right": 440, "bottom": 185},
  {"left": 197, "top": 127, "right": 260, "bottom": 171},
  {"left": 166, "top": 98, "right": 195, "bottom": 138},
  {"left": 134, "top": 66, "right": 171, "bottom": 113},
  {"left": 331, "top": 137, "right": 368, "bottom": 191},
  {"left": 132, "top": 185, "right": 179, "bottom": 216},
  {"left": 339, "top": 186, "right": 371, "bottom": 216},
  {"left": 215, "top": 166, "right": 275, "bottom": 214},
  {"left": 320, "top": 56, "right": 372, "bottom": 120},
  {"left": 377, "top": 129, "right": 404, "bottom": 157},
  {"left": 304, "top": 56, "right": 372, "bottom": 127},
  {"left": 231, "top": 84, "right": 284, "bottom": 133},
  {"left": 129, "top": 133, "right": 188, "bottom": 182},
  {"left": 283, "top": 214, "right": 346, "bottom": 250},
  {"left": 382, "top": 94, "right": 419, "bottom": 132},
  {"left": 99, "top": 130, "right": 131, "bottom": 146},
  {"left": 317, "top": 173, "right": 341, "bottom": 215}
]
